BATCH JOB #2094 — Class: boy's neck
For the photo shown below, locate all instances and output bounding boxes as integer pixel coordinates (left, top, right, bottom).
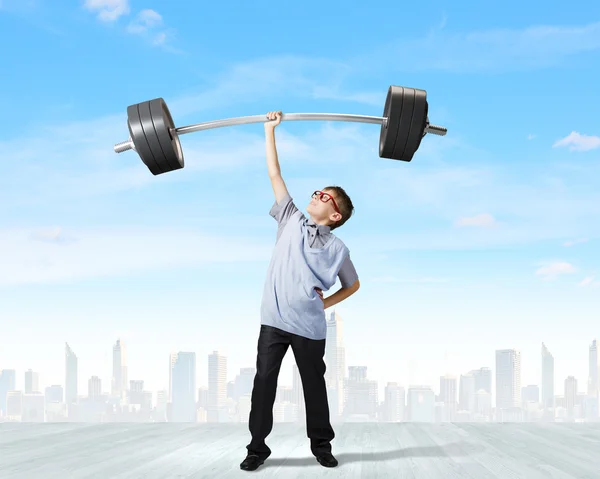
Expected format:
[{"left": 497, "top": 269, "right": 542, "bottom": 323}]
[{"left": 310, "top": 214, "right": 331, "bottom": 227}]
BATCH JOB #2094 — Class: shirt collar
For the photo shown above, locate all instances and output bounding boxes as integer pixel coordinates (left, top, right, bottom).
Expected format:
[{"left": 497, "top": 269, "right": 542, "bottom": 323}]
[{"left": 307, "top": 217, "right": 331, "bottom": 235}]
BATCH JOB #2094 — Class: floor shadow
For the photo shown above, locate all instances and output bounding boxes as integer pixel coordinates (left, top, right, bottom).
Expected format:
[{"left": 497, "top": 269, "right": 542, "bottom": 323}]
[{"left": 260, "top": 441, "right": 477, "bottom": 468}]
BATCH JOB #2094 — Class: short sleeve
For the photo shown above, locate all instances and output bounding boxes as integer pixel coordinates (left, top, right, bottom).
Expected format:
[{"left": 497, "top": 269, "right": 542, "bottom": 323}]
[
  {"left": 269, "top": 193, "right": 299, "bottom": 225},
  {"left": 338, "top": 255, "right": 358, "bottom": 288}
]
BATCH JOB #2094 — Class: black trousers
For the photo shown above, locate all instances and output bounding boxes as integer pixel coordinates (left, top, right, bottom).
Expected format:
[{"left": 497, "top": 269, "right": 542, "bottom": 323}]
[{"left": 246, "top": 324, "right": 335, "bottom": 459}]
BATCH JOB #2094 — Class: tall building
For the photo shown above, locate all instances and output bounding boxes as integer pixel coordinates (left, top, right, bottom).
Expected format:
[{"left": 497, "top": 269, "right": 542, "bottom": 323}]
[
  {"left": 129, "top": 380, "right": 144, "bottom": 405},
  {"left": 325, "top": 310, "right": 346, "bottom": 418},
  {"left": 495, "top": 349, "right": 521, "bottom": 410},
  {"left": 45, "top": 385, "right": 63, "bottom": 404},
  {"left": 0, "top": 369, "right": 16, "bottom": 416},
  {"left": 344, "top": 366, "right": 378, "bottom": 420},
  {"left": 65, "top": 343, "right": 78, "bottom": 407},
  {"left": 197, "top": 386, "right": 209, "bottom": 409},
  {"left": 171, "top": 352, "right": 196, "bottom": 422},
  {"left": 407, "top": 386, "right": 435, "bottom": 422},
  {"left": 112, "top": 339, "right": 128, "bottom": 399},
  {"left": 88, "top": 376, "right": 102, "bottom": 400},
  {"left": 521, "top": 385, "right": 540, "bottom": 405},
  {"left": 6, "top": 391, "right": 22, "bottom": 419},
  {"left": 459, "top": 373, "right": 476, "bottom": 412},
  {"left": 383, "top": 382, "right": 405, "bottom": 422},
  {"left": 541, "top": 343, "right": 555, "bottom": 410},
  {"left": 208, "top": 351, "right": 227, "bottom": 421},
  {"left": 471, "top": 367, "right": 492, "bottom": 395},
  {"left": 588, "top": 340, "right": 599, "bottom": 397},
  {"left": 234, "top": 368, "right": 255, "bottom": 402},
  {"left": 24, "top": 370, "right": 40, "bottom": 394},
  {"left": 169, "top": 353, "right": 178, "bottom": 401},
  {"left": 439, "top": 375, "right": 458, "bottom": 421},
  {"left": 565, "top": 376, "right": 577, "bottom": 418}
]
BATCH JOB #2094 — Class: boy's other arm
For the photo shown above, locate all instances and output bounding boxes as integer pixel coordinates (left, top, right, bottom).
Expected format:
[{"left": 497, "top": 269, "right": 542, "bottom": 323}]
[
  {"left": 320, "top": 256, "right": 360, "bottom": 310},
  {"left": 323, "top": 279, "right": 360, "bottom": 310}
]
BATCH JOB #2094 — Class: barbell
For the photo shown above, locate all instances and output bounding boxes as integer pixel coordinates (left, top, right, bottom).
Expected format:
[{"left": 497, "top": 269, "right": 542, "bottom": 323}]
[{"left": 113, "top": 85, "right": 447, "bottom": 176}]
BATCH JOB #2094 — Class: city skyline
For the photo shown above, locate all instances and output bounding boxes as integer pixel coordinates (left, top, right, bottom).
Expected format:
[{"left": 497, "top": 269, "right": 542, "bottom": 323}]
[
  {"left": 2, "top": 312, "right": 598, "bottom": 405},
  {"left": 2, "top": 310, "right": 599, "bottom": 425}
]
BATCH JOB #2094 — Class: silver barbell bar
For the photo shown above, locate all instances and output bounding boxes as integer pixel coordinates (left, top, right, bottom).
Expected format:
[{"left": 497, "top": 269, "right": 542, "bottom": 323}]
[{"left": 113, "top": 112, "right": 447, "bottom": 154}]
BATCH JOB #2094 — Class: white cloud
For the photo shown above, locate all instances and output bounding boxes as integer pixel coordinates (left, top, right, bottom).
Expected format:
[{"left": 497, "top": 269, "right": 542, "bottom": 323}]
[
  {"left": 553, "top": 131, "right": 600, "bottom": 152},
  {"left": 166, "top": 55, "right": 370, "bottom": 118},
  {"left": 0, "top": 227, "right": 273, "bottom": 286},
  {"left": 153, "top": 32, "right": 166, "bottom": 45},
  {"left": 579, "top": 276, "right": 595, "bottom": 287},
  {"left": 454, "top": 213, "right": 497, "bottom": 228},
  {"left": 527, "top": 134, "right": 536, "bottom": 140},
  {"left": 535, "top": 262, "right": 577, "bottom": 281},
  {"left": 564, "top": 238, "right": 589, "bottom": 247},
  {"left": 84, "top": 0, "right": 129, "bottom": 22},
  {"left": 30, "top": 226, "right": 74, "bottom": 244},
  {"left": 83, "top": 2, "right": 174, "bottom": 50},
  {"left": 126, "top": 9, "right": 162, "bottom": 34},
  {"left": 366, "top": 21, "right": 600, "bottom": 73}
]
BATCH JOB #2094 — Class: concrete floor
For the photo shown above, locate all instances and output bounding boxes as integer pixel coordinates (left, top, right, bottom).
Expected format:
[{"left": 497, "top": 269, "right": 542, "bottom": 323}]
[{"left": 1, "top": 422, "right": 599, "bottom": 478}]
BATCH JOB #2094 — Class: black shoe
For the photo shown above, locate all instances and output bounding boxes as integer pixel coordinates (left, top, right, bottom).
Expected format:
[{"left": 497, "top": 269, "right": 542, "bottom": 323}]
[
  {"left": 240, "top": 454, "right": 265, "bottom": 471},
  {"left": 316, "top": 452, "right": 338, "bottom": 468}
]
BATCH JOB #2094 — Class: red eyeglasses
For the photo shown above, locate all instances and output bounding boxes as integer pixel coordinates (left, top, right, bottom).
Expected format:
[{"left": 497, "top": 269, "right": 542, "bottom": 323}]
[{"left": 312, "top": 190, "right": 341, "bottom": 215}]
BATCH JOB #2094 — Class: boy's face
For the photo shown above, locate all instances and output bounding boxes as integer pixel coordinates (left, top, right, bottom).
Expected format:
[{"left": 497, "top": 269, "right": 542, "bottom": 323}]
[{"left": 307, "top": 188, "right": 342, "bottom": 226}]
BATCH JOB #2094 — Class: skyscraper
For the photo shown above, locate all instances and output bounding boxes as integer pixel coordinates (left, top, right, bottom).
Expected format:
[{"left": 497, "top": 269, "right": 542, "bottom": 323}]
[
  {"left": 471, "top": 367, "right": 492, "bottom": 395},
  {"left": 171, "top": 352, "right": 196, "bottom": 422},
  {"left": 459, "top": 373, "right": 476, "bottom": 412},
  {"left": 88, "top": 376, "right": 102, "bottom": 400},
  {"left": 45, "top": 385, "right": 63, "bottom": 404},
  {"left": 208, "top": 351, "right": 227, "bottom": 422},
  {"left": 65, "top": 343, "right": 78, "bottom": 407},
  {"left": 439, "top": 375, "right": 458, "bottom": 420},
  {"left": 0, "top": 369, "right": 16, "bottom": 416},
  {"left": 112, "top": 339, "right": 128, "bottom": 400},
  {"left": 407, "top": 386, "right": 435, "bottom": 422},
  {"left": 541, "top": 343, "right": 555, "bottom": 410},
  {"left": 521, "top": 385, "right": 540, "bottom": 405},
  {"left": 565, "top": 376, "right": 577, "bottom": 418},
  {"left": 169, "top": 352, "right": 178, "bottom": 401},
  {"left": 234, "top": 367, "right": 255, "bottom": 402},
  {"left": 383, "top": 382, "right": 405, "bottom": 422},
  {"left": 325, "top": 310, "right": 346, "bottom": 418},
  {"left": 344, "top": 366, "right": 378, "bottom": 419},
  {"left": 495, "top": 349, "right": 521, "bottom": 410},
  {"left": 24, "top": 370, "right": 40, "bottom": 394},
  {"left": 588, "top": 340, "right": 599, "bottom": 397}
]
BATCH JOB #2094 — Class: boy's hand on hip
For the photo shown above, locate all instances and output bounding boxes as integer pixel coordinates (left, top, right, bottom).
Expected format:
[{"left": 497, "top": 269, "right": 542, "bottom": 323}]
[
  {"left": 265, "top": 111, "right": 282, "bottom": 131},
  {"left": 315, "top": 287, "right": 325, "bottom": 307}
]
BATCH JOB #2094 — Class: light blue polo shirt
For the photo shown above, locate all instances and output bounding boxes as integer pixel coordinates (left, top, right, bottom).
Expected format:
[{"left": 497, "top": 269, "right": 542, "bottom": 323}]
[{"left": 260, "top": 193, "right": 357, "bottom": 340}]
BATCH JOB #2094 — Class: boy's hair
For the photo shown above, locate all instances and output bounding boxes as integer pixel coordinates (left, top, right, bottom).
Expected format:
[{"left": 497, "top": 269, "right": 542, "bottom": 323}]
[{"left": 324, "top": 185, "right": 354, "bottom": 231}]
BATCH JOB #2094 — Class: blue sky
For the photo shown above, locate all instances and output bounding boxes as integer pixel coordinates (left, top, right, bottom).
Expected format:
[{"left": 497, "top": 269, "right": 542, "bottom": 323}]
[{"left": 0, "top": 0, "right": 599, "bottom": 401}]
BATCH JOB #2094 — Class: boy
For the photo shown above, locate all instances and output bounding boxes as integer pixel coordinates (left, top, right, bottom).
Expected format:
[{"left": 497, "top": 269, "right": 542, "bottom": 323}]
[{"left": 240, "top": 111, "right": 360, "bottom": 471}]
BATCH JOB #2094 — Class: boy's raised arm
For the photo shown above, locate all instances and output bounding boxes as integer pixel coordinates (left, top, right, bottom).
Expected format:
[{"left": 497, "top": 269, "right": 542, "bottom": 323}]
[{"left": 265, "top": 111, "right": 289, "bottom": 204}]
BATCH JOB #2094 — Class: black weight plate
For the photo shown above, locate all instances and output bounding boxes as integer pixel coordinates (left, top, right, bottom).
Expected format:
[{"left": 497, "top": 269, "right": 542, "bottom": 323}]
[
  {"left": 127, "top": 104, "right": 162, "bottom": 175},
  {"left": 391, "top": 87, "right": 415, "bottom": 161},
  {"left": 410, "top": 99, "right": 428, "bottom": 161},
  {"left": 379, "top": 86, "right": 404, "bottom": 159},
  {"left": 396, "top": 88, "right": 427, "bottom": 162},
  {"left": 139, "top": 100, "right": 174, "bottom": 174},
  {"left": 149, "top": 98, "right": 184, "bottom": 172}
]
